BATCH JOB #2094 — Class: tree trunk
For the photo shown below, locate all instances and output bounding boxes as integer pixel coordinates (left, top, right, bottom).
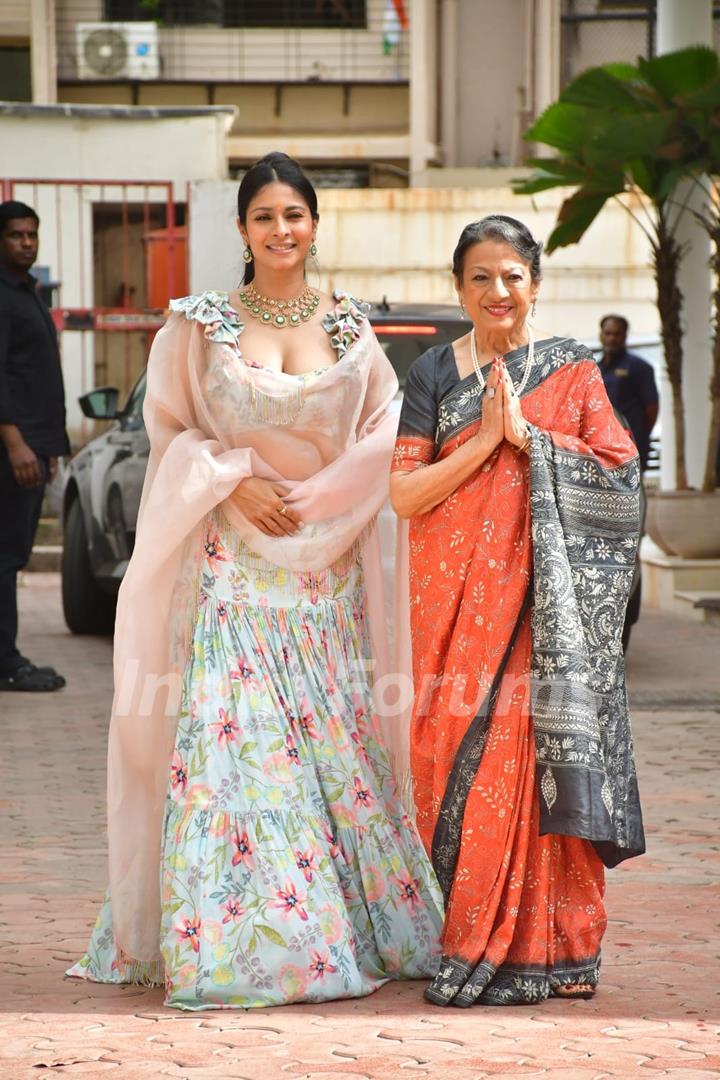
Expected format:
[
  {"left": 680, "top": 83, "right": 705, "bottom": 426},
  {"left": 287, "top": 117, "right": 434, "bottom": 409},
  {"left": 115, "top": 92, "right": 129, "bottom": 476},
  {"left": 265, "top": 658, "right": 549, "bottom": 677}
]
[
  {"left": 703, "top": 224, "right": 720, "bottom": 492},
  {"left": 654, "top": 215, "right": 688, "bottom": 490}
]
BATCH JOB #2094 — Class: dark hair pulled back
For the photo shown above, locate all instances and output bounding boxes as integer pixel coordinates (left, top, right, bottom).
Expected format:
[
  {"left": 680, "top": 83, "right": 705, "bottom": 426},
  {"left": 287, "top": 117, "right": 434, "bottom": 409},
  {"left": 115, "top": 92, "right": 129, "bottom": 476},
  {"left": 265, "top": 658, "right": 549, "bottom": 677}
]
[
  {"left": 236, "top": 152, "right": 318, "bottom": 284},
  {"left": 452, "top": 214, "right": 543, "bottom": 283}
]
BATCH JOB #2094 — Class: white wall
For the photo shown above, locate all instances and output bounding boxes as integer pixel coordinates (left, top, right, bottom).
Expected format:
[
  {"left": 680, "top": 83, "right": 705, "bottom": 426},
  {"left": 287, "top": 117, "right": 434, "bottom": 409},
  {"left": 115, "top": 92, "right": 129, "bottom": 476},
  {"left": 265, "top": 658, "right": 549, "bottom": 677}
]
[
  {"left": 0, "top": 109, "right": 232, "bottom": 194},
  {"left": 0, "top": 0, "right": 30, "bottom": 36},
  {"left": 190, "top": 181, "right": 659, "bottom": 342},
  {"left": 454, "top": 0, "right": 528, "bottom": 167}
]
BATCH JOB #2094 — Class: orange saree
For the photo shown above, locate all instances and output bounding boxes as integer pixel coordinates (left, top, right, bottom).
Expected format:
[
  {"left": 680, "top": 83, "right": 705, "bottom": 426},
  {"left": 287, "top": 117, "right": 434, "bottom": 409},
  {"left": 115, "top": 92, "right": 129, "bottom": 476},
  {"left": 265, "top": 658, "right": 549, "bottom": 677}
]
[{"left": 392, "top": 337, "right": 645, "bottom": 1006}]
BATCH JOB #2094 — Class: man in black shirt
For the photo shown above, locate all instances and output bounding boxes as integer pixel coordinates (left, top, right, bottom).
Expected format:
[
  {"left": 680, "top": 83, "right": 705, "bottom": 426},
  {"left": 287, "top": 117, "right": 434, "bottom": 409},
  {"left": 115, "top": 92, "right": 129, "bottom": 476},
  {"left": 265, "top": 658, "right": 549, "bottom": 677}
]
[
  {"left": 0, "top": 201, "right": 69, "bottom": 691},
  {"left": 599, "top": 314, "right": 659, "bottom": 471}
]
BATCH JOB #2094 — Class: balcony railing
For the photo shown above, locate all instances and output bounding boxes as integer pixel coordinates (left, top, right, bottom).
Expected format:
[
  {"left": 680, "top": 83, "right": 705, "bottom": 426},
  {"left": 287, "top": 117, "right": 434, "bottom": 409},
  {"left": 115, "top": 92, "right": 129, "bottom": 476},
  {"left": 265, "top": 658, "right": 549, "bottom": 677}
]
[{"left": 57, "top": 0, "right": 410, "bottom": 84}]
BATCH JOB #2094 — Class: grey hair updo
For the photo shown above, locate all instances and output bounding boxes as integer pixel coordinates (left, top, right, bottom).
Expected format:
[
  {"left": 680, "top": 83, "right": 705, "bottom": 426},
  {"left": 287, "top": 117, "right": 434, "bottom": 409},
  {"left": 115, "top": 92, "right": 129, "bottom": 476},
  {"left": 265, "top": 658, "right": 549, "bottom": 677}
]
[{"left": 452, "top": 215, "right": 543, "bottom": 282}]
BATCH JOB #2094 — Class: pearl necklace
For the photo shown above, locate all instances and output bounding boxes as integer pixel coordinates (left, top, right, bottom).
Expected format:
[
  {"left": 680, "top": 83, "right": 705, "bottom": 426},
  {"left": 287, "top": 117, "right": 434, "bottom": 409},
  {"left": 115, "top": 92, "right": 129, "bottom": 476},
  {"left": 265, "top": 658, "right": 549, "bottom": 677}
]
[{"left": 470, "top": 328, "right": 535, "bottom": 395}]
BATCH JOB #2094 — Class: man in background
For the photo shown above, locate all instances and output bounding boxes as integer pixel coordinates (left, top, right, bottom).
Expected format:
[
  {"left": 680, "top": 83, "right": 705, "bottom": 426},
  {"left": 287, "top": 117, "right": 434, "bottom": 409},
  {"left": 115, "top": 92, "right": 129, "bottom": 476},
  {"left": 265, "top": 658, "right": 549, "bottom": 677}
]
[
  {"left": 0, "top": 200, "right": 68, "bottom": 691},
  {"left": 599, "top": 314, "right": 659, "bottom": 471}
]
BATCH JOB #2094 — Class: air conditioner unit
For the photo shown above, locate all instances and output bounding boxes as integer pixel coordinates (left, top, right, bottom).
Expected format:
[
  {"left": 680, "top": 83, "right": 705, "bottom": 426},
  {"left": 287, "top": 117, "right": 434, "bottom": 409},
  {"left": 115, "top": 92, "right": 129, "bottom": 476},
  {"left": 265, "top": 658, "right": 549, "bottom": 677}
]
[{"left": 76, "top": 22, "right": 160, "bottom": 80}]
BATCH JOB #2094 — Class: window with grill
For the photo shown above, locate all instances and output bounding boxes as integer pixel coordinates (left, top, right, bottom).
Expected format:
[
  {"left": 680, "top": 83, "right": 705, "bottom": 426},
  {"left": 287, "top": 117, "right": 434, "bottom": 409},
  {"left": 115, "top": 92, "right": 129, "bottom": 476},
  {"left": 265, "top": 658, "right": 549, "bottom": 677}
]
[
  {"left": 595, "top": 1, "right": 652, "bottom": 8},
  {"left": 104, "top": 0, "right": 367, "bottom": 27}
]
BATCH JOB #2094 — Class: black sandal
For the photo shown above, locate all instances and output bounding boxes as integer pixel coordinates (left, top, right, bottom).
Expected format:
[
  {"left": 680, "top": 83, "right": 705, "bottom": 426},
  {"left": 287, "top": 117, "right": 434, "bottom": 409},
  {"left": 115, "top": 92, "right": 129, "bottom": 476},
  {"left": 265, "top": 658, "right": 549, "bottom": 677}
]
[{"left": 0, "top": 663, "right": 66, "bottom": 692}]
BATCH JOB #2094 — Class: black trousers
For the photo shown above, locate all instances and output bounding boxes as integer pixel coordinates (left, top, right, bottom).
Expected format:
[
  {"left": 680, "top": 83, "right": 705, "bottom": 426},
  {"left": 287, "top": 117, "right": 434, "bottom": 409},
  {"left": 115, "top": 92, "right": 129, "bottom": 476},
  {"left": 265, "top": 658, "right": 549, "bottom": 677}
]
[{"left": 0, "top": 449, "right": 47, "bottom": 675}]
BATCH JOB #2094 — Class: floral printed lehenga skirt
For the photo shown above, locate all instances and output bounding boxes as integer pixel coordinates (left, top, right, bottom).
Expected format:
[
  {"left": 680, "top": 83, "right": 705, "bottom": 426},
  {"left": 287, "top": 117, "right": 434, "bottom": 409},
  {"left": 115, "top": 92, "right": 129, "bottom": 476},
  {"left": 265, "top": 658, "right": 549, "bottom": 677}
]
[{"left": 68, "top": 512, "right": 443, "bottom": 1010}]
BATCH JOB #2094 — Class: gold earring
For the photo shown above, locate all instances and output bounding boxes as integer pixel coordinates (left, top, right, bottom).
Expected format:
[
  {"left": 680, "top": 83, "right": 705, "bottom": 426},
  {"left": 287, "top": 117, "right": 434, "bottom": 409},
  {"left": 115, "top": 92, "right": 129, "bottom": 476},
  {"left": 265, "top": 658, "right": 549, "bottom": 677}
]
[{"left": 243, "top": 246, "right": 253, "bottom": 263}]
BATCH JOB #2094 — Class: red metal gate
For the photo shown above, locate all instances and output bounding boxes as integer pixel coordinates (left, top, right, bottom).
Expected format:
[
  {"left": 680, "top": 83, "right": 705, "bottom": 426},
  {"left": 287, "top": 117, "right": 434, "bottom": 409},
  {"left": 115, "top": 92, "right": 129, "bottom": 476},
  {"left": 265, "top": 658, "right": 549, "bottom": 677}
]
[{"left": 1, "top": 177, "right": 189, "bottom": 442}]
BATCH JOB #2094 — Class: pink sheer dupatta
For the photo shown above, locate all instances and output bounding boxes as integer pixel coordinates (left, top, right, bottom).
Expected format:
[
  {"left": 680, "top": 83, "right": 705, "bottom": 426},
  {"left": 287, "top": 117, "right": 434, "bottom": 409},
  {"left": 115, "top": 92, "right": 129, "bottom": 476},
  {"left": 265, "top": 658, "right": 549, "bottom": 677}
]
[{"left": 106, "top": 295, "right": 403, "bottom": 963}]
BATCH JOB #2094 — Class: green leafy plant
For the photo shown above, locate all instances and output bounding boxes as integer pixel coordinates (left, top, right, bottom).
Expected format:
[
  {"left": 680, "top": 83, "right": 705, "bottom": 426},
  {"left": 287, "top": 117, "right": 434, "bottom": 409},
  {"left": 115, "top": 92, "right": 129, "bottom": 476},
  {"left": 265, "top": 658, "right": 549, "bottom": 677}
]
[{"left": 514, "top": 46, "right": 720, "bottom": 492}]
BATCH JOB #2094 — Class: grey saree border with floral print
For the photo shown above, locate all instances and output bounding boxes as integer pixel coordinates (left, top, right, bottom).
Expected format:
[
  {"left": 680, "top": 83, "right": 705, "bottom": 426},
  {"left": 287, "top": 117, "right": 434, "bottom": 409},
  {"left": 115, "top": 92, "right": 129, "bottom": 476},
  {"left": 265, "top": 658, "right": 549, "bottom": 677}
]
[{"left": 423, "top": 337, "right": 645, "bottom": 888}]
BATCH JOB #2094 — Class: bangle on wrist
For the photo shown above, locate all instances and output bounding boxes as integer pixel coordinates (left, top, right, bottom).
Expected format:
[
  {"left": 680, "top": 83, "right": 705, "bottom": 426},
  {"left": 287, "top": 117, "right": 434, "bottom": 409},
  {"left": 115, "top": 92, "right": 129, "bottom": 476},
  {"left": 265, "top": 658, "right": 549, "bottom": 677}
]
[{"left": 516, "top": 428, "right": 531, "bottom": 454}]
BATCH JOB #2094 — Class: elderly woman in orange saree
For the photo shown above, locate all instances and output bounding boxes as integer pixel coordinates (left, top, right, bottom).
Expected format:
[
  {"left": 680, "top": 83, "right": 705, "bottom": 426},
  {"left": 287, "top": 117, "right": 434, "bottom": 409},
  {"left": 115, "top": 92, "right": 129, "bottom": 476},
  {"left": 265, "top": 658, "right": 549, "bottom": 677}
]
[{"left": 390, "top": 215, "right": 645, "bottom": 1007}]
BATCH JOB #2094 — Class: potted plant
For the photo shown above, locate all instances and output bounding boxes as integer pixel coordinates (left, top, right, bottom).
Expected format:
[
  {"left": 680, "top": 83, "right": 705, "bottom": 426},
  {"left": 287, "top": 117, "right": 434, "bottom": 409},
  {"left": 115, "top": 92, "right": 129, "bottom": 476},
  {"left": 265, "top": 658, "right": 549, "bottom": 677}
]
[{"left": 513, "top": 46, "right": 720, "bottom": 558}]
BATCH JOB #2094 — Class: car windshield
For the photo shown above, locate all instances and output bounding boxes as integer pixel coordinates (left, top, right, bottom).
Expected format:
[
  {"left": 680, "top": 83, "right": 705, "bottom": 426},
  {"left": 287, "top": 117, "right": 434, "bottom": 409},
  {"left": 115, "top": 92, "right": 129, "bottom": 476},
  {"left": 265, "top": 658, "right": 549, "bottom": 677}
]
[{"left": 372, "top": 320, "right": 466, "bottom": 389}]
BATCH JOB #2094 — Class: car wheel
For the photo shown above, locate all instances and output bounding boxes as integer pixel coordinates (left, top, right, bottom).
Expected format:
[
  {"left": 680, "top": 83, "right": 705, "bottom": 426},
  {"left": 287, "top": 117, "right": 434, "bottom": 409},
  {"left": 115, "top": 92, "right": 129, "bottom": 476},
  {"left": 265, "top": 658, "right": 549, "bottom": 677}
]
[{"left": 62, "top": 498, "right": 116, "bottom": 635}]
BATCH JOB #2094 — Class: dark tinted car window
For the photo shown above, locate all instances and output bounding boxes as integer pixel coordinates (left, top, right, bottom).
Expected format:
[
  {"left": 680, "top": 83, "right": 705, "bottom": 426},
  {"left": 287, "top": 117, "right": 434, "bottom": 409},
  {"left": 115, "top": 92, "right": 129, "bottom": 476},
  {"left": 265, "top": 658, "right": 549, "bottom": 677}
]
[{"left": 372, "top": 321, "right": 467, "bottom": 389}]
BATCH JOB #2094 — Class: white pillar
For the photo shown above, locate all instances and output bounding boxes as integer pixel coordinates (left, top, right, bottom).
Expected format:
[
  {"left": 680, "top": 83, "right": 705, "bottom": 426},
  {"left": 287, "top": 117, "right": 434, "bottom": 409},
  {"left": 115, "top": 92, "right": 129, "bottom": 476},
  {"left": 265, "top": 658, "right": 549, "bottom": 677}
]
[
  {"left": 409, "top": 0, "right": 437, "bottom": 184},
  {"left": 656, "top": 0, "right": 712, "bottom": 489},
  {"left": 534, "top": 0, "right": 561, "bottom": 121},
  {"left": 30, "top": 0, "right": 57, "bottom": 105},
  {"left": 521, "top": 0, "right": 561, "bottom": 161},
  {"left": 439, "top": 0, "right": 459, "bottom": 168}
]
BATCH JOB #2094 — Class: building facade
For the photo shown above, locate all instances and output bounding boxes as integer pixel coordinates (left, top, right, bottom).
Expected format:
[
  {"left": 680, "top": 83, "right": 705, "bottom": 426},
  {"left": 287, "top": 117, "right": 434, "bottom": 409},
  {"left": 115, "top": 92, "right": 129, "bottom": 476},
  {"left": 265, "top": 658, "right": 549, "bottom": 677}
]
[
  {"left": 7, "top": 1, "right": 718, "bottom": 186},
  {"left": 2, "top": 0, "right": 716, "bottom": 487}
]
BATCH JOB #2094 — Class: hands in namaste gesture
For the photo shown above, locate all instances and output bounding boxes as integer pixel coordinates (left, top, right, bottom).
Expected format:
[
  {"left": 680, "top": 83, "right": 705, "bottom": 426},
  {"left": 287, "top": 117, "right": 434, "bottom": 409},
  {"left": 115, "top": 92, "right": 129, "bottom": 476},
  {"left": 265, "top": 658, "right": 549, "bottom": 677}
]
[{"left": 481, "top": 357, "right": 531, "bottom": 453}]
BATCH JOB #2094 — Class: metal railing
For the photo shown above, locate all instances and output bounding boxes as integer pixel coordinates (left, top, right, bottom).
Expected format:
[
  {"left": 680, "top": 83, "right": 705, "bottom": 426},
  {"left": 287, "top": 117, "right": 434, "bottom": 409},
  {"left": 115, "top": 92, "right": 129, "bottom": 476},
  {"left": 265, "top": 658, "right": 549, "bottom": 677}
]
[
  {"left": 561, "top": 0, "right": 720, "bottom": 85},
  {"left": 56, "top": 0, "right": 409, "bottom": 84},
  {"left": 1, "top": 176, "right": 186, "bottom": 430}
]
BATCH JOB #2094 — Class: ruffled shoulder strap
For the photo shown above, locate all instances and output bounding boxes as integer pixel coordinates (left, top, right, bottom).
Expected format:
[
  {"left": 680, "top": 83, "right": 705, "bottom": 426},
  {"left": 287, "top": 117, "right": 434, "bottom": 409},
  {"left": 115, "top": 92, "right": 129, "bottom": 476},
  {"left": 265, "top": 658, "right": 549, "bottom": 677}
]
[
  {"left": 322, "top": 290, "right": 371, "bottom": 360},
  {"left": 169, "top": 290, "right": 244, "bottom": 346}
]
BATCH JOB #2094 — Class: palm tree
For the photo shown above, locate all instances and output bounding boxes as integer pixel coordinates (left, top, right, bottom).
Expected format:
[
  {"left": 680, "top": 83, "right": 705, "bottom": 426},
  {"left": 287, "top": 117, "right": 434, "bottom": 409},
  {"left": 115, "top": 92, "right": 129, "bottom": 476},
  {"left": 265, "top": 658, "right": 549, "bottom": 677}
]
[{"left": 514, "top": 47, "right": 720, "bottom": 492}]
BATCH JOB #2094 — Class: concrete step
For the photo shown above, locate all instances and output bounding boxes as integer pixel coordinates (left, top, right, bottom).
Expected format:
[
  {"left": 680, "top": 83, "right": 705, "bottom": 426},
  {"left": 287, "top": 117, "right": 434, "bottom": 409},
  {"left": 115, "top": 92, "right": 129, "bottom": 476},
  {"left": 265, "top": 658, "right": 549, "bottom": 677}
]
[
  {"left": 24, "top": 519, "right": 62, "bottom": 573},
  {"left": 27, "top": 545, "right": 62, "bottom": 573},
  {"left": 692, "top": 595, "right": 720, "bottom": 629},
  {"left": 673, "top": 589, "right": 720, "bottom": 624},
  {"left": 642, "top": 544, "right": 720, "bottom": 615},
  {"left": 35, "top": 517, "right": 62, "bottom": 546}
]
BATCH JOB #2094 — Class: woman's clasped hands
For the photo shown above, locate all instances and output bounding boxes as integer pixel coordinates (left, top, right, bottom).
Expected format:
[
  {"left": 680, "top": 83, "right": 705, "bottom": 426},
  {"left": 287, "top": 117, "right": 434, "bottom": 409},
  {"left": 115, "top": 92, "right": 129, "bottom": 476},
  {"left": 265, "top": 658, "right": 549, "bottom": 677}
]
[
  {"left": 481, "top": 357, "right": 531, "bottom": 453},
  {"left": 229, "top": 476, "right": 303, "bottom": 537}
]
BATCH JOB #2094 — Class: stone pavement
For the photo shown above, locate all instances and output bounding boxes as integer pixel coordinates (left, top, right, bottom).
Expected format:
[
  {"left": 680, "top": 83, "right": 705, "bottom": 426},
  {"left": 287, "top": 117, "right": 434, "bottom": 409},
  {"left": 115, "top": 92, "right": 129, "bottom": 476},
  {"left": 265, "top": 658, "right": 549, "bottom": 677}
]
[{"left": 1, "top": 574, "right": 719, "bottom": 1080}]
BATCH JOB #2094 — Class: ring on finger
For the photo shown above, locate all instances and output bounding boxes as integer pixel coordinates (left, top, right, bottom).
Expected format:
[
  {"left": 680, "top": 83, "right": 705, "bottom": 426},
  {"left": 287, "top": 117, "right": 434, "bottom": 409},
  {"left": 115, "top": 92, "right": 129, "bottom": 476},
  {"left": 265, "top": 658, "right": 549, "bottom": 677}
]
[
  {"left": 486, "top": 386, "right": 497, "bottom": 400},
  {"left": 278, "top": 503, "right": 288, "bottom": 516}
]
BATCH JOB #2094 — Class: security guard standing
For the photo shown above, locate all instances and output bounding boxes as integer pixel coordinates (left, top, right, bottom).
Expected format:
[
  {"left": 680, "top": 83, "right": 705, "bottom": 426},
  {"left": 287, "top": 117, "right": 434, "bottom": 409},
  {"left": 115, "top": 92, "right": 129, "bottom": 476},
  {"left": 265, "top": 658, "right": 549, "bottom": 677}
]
[
  {"left": 0, "top": 200, "right": 69, "bottom": 691},
  {"left": 599, "top": 314, "right": 659, "bottom": 471}
]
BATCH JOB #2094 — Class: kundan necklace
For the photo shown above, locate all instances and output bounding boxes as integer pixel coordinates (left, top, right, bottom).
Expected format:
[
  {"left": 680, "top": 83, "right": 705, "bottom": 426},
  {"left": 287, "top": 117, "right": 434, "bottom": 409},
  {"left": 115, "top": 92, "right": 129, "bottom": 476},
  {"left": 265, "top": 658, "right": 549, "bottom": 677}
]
[
  {"left": 471, "top": 327, "right": 535, "bottom": 396},
  {"left": 238, "top": 282, "right": 320, "bottom": 329}
]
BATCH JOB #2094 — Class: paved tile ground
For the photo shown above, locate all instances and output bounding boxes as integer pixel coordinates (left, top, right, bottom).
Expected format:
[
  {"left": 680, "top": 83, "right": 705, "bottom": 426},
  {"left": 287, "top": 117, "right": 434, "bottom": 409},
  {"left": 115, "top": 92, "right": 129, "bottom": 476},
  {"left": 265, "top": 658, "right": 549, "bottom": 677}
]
[{"left": 1, "top": 574, "right": 719, "bottom": 1080}]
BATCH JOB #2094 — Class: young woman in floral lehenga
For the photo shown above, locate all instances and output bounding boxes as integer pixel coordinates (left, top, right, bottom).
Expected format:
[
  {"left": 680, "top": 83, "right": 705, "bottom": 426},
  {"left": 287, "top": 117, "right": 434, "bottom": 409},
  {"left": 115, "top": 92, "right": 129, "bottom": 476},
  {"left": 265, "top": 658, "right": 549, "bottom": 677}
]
[
  {"left": 68, "top": 153, "right": 443, "bottom": 1010},
  {"left": 390, "top": 216, "right": 645, "bottom": 1007}
]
